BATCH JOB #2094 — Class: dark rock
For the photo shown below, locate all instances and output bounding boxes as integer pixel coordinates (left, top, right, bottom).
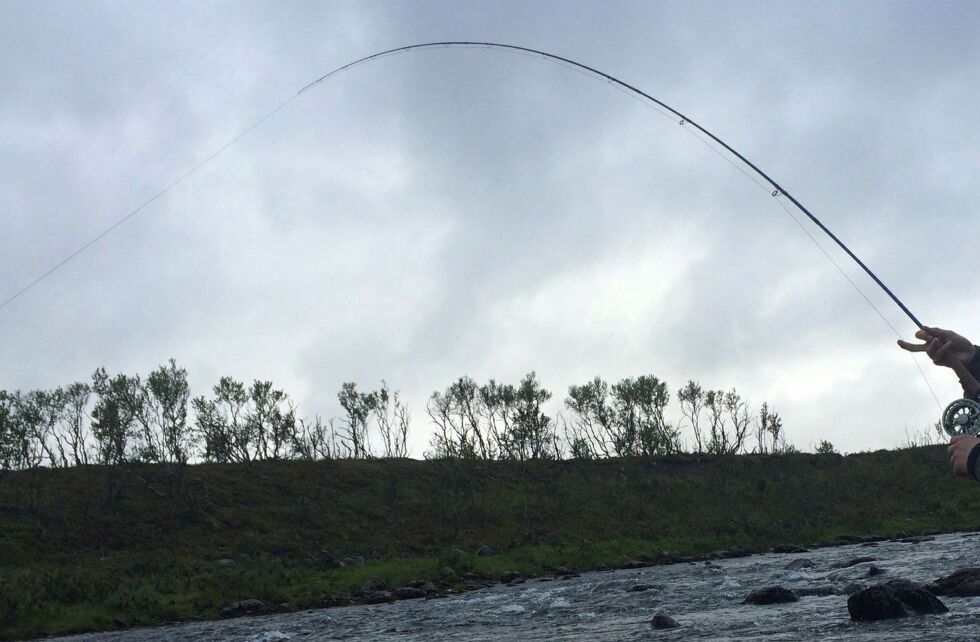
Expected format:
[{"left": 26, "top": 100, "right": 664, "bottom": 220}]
[
  {"left": 510, "top": 577, "right": 526, "bottom": 585},
  {"left": 859, "top": 542, "right": 880, "bottom": 548},
  {"left": 276, "top": 602, "right": 295, "bottom": 613},
  {"left": 551, "top": 566, "right": 574, "bottom": 575},
  {"left": 868, "top": 566, "right": 886, "bottom": 577},
  {"left": 394, "top": 587, "right": 426, "bottom": 600},
  {"left": 743, "top": 586, "right": 798, "bottom": 605},
  {"left": 475, "top": 544, "right": 495, "bottom": 557},
  {"left": 500, "top": 571, "right": 523, "bottom": 584},
  {"left": 628, "top": 584, "right": 653, "bottom": 592},
  {"left": 650, "top": 613, "right": 680, "bottom": 629},
  {"left": 363, "top": 577, "right": 387, "bottom": 592},
  {"left": 560, "top": 573, "right": 580, "bottom": 580},
  {"left": 658, "top": 551, "right": 693, "bottom": 564},
  {"left": 342, "top": 555, "right": 365, "bottom": 567},
  {"left": 363, "top": 591, "right": 395, "bottom": 604},
  {"left": 439, "top": 566, "right": 457, "bottom": 579},
  {"left": 724, "top": 545, "right": 753, "bottom": 559},
  {"left": 319, "top": 594, "right": 350, "bottom": 607},
  {"left": 216, "top": 558, "right": 236, "bottom": 567},
  {"left": 406, "top": 579, "right": 427, "bottom": 589},
  {"left": 421, "top": 582, "right": 440, "bottom": 594},
  {"left": 784, "top": 559, "right": 814, "bottom": 571},
  {"left": 899, "top": 536, "right": 935, "bottom": 544},
  {"left": 219, "top": 599, "right": 265, "bottom": 618},
  {"left": 841, "top": 556, "right": 877, "bottom": 568},
  {"left": 618, "top": 559, "right": 651, "bottom": 570},
  {"left": 591, "top": 563, "right": 611, "bottom": 572},
  {"left": 847, "top": 580, "right": 948, "bottom": 621},
  {"left": 925, "top": 568, "right": 980, "bottom": 596},
  {"left": 773, "top": 544, "right": 808, "bottom": 554}
]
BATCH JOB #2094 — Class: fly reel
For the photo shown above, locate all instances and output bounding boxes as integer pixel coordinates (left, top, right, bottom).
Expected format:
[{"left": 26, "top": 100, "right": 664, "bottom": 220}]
[{"left": 942, "top": 398, "right": 980, "bottom": 437}]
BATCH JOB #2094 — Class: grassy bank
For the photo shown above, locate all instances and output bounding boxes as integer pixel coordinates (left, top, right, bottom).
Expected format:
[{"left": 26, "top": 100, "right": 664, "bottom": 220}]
[{"left": 2, "top": 446, "right": 980, "bottom": 638}]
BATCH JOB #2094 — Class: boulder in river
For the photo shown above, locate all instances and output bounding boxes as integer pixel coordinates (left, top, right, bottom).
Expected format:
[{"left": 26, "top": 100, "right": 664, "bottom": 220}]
[
  {"left": 627, "top": 584, "right": 653, "bottom": 592},
  {"left": 840, "top": 556, "right": 876, "bottom": 568},
  {"left": 784, "top": 558, "right": 814, "bottom": 571},
  {"left": 867, "top": 566, "right": 886, "bottom": 577},
  {"left": 219, "top": 599, "right": 265, "bottom": 618},
  {"left": 847, "top": 579, "right": 948, "bottom": 621},
  {"left": 743, "top": 586, "right": 798, "bottom": 605},
  {"left": 924, "top": 568, "right": 980, "bottom": 596},
  {"left": 650, "top": 613, "right": 680, "bottom": 629}
]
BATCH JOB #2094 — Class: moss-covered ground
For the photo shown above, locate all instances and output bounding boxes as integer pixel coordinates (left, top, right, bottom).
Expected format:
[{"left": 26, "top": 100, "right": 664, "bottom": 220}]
[{"left": 2, "top": 447, "right": 979, "bottom": 638}]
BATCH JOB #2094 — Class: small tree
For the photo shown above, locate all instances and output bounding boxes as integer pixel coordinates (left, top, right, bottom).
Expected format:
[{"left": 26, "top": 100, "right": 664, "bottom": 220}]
[
  {"left": 755, "top": 402, "right": 787, "bottom": 454},
  {"left": 565, "top": 377, "right": 615, "bottom": 458},
  {"left": 56, "top": 383, "right": 92, "bottom": 466},
  {"left": 479, "top": 380, "right": 516, "bottom": 459},
  {"left": 90, "top": 369, "right": 147, "bottom": 465},
  {"left": 612, "top": 375, "right": 680, "bottom": 456},
  {"left": 142, "top": 360, "right": 194, "bottom": 464},
  {"left": 247, "top": 380, "right": 296, "bottom": 460},
  {"left": 293, "top": 416, "right": 337, "bottom": 460},
  {"left": 192, "top": 377, "right": 251, "bottom": 463},
  {"left": 374, "top": 382, "right": 410, "bottom": 458},
  {"left": 678, "top": 380, "right": 706, "bottom": 453},
  {"left": 815, "top": 439, "right": 837, "bottom": 454},
  {"left": 426, "top": 377, "right": 481, "bottom": 459},
  {"left": 0, "top": 390, "right": 15, "bottom": 472},
  {"left": 508, "top": 372, "right": 554, "bottom": 461},
  {"left": 338, "top": 382, "right": 376, "bottom": 459}
]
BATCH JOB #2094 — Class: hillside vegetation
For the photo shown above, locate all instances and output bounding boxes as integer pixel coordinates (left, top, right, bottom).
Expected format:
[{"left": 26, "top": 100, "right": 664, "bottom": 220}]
[{"left": 2, "top": 446, "right": 979, "bottom": 638}]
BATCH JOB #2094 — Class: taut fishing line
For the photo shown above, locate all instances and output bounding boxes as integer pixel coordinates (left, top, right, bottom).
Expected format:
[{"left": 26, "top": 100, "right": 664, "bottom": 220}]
[{"left": 2, "top": 41, "right": 953, "bottom": 425}]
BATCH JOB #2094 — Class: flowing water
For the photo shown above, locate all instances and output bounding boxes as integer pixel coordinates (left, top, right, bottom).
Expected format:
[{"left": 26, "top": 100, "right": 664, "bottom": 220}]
[{"left": 57, "top": 532, "right": 980, "bottom": 641}]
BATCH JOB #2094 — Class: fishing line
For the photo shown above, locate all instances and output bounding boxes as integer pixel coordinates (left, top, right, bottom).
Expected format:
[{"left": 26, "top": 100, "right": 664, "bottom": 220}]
[{"left": 3, "top": 41, "right": 923, "bottom": 340}]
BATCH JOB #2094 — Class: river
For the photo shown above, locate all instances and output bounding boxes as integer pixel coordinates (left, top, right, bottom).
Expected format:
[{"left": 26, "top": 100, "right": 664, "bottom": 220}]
[{"left": 56, "top": 531, "right": 980, "bottom": 641}]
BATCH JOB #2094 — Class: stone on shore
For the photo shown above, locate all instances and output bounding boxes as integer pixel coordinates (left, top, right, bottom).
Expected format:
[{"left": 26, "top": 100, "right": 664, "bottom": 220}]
[{"left": 219, "top": 599, "right": 265, "bottom": 618}]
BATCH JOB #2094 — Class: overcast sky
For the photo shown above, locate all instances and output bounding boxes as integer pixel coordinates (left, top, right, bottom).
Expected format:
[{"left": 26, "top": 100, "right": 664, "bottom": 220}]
[{"left": 2, "top": 1, "right": 978, "bottom": 455}]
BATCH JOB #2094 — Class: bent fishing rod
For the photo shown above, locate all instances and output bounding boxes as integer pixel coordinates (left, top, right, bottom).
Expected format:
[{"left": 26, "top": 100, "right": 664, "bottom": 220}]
[
  {"left": 299, "top": 41, "right": 923, "bottom": 331},
  {"left": 2, "top": 40, "right": 922, "bottom": 333}
]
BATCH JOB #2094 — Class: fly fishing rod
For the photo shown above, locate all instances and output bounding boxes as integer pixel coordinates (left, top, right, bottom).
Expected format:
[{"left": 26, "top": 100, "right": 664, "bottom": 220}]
[
  {"left": 7, "top": 41, "right": 963, "bottom": 433},
  {"left": 298, "top": 41, "right": 925, "bottom": 331}
]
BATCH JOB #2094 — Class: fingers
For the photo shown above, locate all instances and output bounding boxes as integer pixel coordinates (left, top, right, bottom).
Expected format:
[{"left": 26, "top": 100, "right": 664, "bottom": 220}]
[
  {"left": 897, "top": 339, "right": 928, "bottom": 352},
  {"left": 923, "top": 326, "right": 955, "bottom": 339}
]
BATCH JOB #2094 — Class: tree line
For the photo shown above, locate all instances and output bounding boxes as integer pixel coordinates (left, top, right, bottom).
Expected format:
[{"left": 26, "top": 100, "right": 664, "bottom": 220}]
[{"left": 0, "top": 359, "right": 795, "bottom": 472}]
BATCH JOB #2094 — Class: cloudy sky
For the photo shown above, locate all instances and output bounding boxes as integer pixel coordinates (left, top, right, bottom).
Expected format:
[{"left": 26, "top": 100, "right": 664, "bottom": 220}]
[{"left": 2, "top": 1, "right": 978, "bottom": 455}]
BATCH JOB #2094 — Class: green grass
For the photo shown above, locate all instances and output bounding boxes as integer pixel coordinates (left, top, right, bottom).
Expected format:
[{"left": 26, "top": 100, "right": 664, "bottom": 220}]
[{"left": 2, "top": 447, "right": 979, "bottom": 638}]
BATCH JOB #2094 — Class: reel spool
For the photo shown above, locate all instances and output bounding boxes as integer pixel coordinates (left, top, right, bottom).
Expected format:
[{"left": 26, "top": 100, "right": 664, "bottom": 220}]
[{"left": 941, "top": 398, "right": 980, "bottom": 437}]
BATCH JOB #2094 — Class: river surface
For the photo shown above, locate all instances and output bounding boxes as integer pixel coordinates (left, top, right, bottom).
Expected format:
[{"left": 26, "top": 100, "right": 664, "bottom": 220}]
[{"left": 57, "top": 532, "right": 980, "bottom": 641}]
